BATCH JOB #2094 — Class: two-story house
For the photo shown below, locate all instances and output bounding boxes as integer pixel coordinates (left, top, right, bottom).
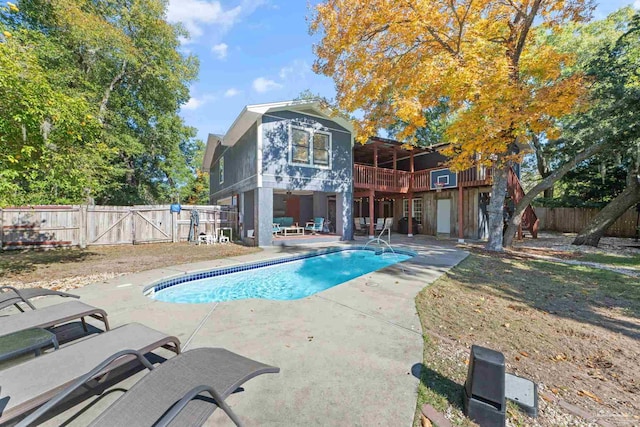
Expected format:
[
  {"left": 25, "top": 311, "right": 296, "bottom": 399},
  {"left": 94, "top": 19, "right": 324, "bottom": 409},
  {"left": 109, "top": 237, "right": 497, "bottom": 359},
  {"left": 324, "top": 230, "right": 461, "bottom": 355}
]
[
  {"left": 202, "top": 100, "right": 354, "bottom": 247},
  {"left": 203, "top": 100, "right": 538, "bottom": 246}
]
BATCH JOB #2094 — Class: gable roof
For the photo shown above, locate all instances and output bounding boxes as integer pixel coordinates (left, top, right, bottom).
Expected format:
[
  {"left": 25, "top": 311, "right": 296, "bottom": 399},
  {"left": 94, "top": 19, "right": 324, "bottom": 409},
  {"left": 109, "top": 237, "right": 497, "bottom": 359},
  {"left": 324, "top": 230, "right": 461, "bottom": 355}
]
[{"left": 202, "top": 100, "right": 353, "bottom": 170}]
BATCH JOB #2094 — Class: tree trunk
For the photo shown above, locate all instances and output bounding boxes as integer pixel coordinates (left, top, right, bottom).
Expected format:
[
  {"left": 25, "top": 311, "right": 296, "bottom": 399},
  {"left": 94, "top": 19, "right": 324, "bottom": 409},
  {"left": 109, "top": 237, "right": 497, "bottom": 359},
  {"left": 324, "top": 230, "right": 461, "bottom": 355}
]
[
  {"left": 503, "top": 141, "right": 606, "bottom": 247},
  {"left": 531, "top": 132, "right": 554, "bottom": 199},
  {"left": 572, "top": 177, "right": 640, "bottom": 247},
  {"left": 486, "top": 165, "right": 509, "bottom": 251}
]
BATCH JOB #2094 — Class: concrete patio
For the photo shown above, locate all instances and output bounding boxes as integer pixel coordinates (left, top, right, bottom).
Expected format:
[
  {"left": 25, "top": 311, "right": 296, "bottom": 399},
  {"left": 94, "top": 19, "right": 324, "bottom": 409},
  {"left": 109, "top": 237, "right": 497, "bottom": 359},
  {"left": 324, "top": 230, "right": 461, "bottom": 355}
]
[{"left": 32, "top": 236, "right": 468, "bottom": 426}]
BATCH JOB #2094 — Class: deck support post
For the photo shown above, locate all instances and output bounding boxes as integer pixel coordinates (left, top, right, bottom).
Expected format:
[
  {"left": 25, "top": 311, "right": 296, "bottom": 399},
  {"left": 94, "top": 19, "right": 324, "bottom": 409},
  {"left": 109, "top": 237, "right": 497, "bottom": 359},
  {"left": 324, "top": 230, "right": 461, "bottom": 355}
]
[
  {"left": 393, "top": 148, "right": 397, "bottom": 188},
  {"left": 373, "top": 145, "right": 378, "bottom": 189},
  {"left": 408, "top": 194, "right": 413, "bottom": 237},
  {"left": 458, "top": 178, "right": 464, "bottom": 243},
  {"left": 409, "top": 151, "right": 415, "bottom": 192},
  {"left": 368, "top": 190, "right": 375, "bottom": 238}
]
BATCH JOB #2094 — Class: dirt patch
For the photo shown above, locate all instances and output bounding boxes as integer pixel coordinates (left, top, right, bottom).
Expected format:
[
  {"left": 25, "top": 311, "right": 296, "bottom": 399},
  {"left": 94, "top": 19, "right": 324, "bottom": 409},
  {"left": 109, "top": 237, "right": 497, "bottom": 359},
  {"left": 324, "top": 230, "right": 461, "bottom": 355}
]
[
  {"left": 0, "top": 243, "right": 261, "bottom": 291},
  {"left": 512, "top": 232, "right": 640, "bottom": 258},
  {"left": 415, "top": 253, "right": 640, "bottom": 427}
]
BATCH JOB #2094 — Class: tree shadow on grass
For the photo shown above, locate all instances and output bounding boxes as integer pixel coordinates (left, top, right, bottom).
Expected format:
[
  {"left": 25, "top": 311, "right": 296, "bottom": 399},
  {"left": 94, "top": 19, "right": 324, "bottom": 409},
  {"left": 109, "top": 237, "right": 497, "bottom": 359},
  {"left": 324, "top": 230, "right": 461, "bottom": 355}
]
[
  {"left": 411, "top": 362, "right": 465, "bottom": 412},
  {"left": 454, "top": 253, "right": 640, "bottom": 340},
  {"left": 0, "top": 249, "right": 97, "bottom": 277}
]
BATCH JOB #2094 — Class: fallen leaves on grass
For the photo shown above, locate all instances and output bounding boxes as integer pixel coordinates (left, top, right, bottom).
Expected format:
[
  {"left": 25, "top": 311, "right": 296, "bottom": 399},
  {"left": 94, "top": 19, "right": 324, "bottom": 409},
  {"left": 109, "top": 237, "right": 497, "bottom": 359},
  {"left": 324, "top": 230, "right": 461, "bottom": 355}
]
[
  {"left": 577, "top": 389, "right": 602, "bottom": 403},
  {"left": 420, "top": 414, "right": 433, "bottom": 427}
]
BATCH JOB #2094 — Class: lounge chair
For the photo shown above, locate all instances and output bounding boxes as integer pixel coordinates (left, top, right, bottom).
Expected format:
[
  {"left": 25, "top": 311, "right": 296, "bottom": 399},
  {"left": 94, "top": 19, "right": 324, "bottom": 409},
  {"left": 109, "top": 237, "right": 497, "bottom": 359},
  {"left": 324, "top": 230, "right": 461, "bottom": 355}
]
[
  {"left": 17, "top": 348, "right": 279, "bottom": 426},
  {"left": 0, "top": 285, "right": 79, "bottom": 312},
  {"left": 0, "top": 322, "right": 180, "bottom": 425},
  {"left": 0, "top": 301, "right": 110, "bottom": 338},
  {"left": 272, "top": 223, "right": 282, "bottom": 235},
  {"left": 304, "top": 217, "right": 324, "bottom": 234}
]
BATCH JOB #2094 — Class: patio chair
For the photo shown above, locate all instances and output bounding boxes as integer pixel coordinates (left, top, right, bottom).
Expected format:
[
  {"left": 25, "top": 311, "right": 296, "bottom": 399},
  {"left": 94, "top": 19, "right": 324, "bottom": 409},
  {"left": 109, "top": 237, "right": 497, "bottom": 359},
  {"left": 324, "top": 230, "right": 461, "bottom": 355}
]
[
  {"left": 0, "top": 322, "right": 180, "bottom": 425},
  {"left": 199, "top": 233, "right": 216, "bottom": 245},
  {"left": 217, "top": 229, "right": 230, "bottom": 244},
  {"left": 353, "top": 219, "right": 366, "bottom": 235},
  {"left": 17, "top": 348, "right": 279, "bottom": 427},
  {"left": 272, "top": 223, "right": 282, "bottom": 235},
  {"left": 375, "top": 218, "right": 385, "bottom": 231},
  {"left": 305, "top": 217, "right": 324, "bottom": 234},
  {"left": 378, "top": 217, "right": 394, "bottom": 242},
  {"left": 0, "top": 300, "right": 110, "bottom": 338},
  {"left": 0, "top": 285, "right": 79, "bottom": 312}
]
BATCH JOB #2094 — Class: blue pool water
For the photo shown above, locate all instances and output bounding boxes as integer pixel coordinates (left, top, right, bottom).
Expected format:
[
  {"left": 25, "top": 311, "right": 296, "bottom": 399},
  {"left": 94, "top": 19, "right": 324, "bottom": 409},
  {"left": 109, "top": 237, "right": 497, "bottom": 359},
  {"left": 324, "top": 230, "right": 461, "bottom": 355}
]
[{"left": 150, "top": 249, "right": 412, "bottom": 303}]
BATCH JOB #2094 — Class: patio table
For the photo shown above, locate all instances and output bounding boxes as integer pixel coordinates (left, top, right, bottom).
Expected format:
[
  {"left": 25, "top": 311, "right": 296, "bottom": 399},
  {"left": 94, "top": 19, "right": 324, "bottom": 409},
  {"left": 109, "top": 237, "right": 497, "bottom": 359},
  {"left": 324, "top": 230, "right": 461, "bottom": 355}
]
[{"left": 282, "top": 226, "right": 304, "bottom": 236}]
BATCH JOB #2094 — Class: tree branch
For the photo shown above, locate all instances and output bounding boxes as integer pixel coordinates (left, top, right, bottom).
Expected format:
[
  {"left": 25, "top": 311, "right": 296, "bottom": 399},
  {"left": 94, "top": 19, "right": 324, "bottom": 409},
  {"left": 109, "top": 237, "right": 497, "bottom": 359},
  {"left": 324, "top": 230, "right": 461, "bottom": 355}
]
[
  {"left": 98, "top": 60, "right": 127, "bottom": 124},
  {"left": 503, "top": 139, "right": 607, "bottom": 247}
]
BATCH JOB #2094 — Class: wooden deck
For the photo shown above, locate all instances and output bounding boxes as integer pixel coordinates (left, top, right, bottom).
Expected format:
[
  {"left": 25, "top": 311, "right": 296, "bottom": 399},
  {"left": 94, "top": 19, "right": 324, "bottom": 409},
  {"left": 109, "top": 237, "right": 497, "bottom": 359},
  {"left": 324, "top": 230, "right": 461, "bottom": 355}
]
[{"left": 353, "top": 164, "right": 492, "bottom": 193}]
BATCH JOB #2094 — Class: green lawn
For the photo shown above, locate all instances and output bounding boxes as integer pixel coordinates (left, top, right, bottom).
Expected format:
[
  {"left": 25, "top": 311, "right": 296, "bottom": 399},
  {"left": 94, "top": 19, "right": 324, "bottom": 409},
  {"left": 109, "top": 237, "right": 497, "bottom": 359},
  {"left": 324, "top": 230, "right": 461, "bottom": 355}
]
[
  {"left": 577, "top": 253, "right": 640, "bottom": 269},
  {"left": 414, "top": 252, "right": 640, "bottom": 426}
]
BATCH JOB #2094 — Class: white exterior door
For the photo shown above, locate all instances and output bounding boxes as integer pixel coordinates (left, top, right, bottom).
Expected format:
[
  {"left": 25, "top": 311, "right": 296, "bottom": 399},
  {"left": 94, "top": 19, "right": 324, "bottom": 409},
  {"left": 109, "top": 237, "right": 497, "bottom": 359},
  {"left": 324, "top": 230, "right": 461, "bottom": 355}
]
[{"left": 437, "top": 199, "right": 451, "bottom": 234}]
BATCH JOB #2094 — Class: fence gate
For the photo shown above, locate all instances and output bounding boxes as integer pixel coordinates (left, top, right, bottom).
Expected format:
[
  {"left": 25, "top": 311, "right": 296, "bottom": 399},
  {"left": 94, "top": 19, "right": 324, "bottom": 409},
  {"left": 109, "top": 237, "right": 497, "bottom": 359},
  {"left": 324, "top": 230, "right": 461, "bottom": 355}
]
[
  {"left": 132, "top": 207, "right": 172, "bottom": 244},
  {"left": 86, "top": 207, "right": 134, "bottom": 246}
]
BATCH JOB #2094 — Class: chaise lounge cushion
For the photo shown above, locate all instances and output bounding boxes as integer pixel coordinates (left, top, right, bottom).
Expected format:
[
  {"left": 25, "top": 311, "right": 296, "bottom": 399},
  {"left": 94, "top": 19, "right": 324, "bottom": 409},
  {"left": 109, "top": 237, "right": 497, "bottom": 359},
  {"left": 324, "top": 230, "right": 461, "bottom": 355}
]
[
  {"left": 273, "top": 217, "right": 294, "bottom": 227},
  {"left": 0, "top": 301, "right": 109, "bottom": 337}
]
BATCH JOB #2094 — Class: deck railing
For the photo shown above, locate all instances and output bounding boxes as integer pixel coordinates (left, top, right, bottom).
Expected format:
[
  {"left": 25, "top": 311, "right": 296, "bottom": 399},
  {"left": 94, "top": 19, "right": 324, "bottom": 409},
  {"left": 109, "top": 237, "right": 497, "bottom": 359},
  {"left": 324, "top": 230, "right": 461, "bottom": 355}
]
[
  {"left": 459, "top": 166, "right": 493, "bottom": 187},
  {"left": 354, "top": 164, "right": 493, "bottom": 192},
  {"left": 353, "top": 164, "right": 410, "bottom": 192}
]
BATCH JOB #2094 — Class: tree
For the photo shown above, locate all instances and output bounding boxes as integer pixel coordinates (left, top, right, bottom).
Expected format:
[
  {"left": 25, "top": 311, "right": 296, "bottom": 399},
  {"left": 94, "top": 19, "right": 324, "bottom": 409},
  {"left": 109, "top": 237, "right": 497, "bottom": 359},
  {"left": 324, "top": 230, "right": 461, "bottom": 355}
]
[
  {"left": 523, "top": 7, "right": 636, "bottom": 203},
  {"left": 0, "top": 0, "right": 201, "bottom": 205},
  {"left": 311, "top": 0, "right": 592, "bottom": 251},
  {"left": 572, "top": 13, "right": 640, "bottom": 246},
  {"left": 0, "top": 5, "right": 106, "bottom": 205},
  {"left": 503, "top": 9, "right": 640, "bottom": 247}
]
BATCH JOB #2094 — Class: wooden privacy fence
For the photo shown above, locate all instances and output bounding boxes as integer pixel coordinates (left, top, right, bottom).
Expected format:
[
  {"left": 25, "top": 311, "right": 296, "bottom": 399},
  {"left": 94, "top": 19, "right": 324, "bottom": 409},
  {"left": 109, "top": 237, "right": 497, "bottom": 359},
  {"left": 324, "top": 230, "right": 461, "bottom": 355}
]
[
  {"left": 0, "top": 205, "right": 238, "bottom": 250},
  {"left": 535, "top": 207, "right": 639, "bottom": 238}
]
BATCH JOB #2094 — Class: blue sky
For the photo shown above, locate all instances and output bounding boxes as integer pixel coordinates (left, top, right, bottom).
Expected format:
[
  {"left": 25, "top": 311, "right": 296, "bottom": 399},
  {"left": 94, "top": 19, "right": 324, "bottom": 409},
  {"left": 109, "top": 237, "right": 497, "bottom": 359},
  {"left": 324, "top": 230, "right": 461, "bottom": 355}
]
[{"left": 168, "top": 0, "right": 639, "bottom": 143}]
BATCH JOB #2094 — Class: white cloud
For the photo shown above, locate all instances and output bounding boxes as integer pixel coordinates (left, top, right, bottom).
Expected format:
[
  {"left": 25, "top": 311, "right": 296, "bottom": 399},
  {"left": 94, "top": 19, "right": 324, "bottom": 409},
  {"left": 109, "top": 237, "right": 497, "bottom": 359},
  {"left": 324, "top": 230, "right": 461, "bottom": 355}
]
[
  {"left": 224, "top": 88, "right": 240, "bottom": 97},
  {"left": 182, "top": 93, "right": 216, "bottom": 110},
  {"left": 167, "top": 0, "right": 241, "bottom": 42},
  {"left": 279, "top": 59, "right": 311, "bottom": 80},
  {"left": 212, "top": 43, "right": 228, "bottom": 59},
  {"left": 253, "top": 77, "right": 283, "bottom": 93},
  {"left": 182, "top": 97, "right": 205, "bottom": 110}
]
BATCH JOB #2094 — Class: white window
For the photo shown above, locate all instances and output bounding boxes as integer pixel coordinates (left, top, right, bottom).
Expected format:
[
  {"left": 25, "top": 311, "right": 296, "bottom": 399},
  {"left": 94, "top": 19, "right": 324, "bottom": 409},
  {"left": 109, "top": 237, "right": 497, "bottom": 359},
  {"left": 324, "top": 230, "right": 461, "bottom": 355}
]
[
  {"left": 403, "top": 199, "right": 423, "bottom": 224},
  {"left": 219, "top": 156, "right": 224, "bottom": 184},
  {"left": 289, "top": 125, "right": 331, "bottom": 168}
]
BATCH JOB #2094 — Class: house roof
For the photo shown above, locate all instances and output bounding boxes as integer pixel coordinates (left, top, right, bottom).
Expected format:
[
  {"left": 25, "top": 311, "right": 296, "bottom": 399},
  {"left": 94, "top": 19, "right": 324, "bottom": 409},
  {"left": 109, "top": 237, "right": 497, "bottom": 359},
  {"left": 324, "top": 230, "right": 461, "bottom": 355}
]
[{"left": 202, "top": 100, "right": 354, "bottom": 170}]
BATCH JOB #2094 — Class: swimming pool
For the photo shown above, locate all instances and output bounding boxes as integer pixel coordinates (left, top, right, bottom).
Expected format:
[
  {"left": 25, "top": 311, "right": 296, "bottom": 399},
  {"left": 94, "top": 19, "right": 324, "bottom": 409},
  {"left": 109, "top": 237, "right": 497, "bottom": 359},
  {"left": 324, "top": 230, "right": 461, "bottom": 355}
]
[{"left": 147, "top": 248, "right": 413, "bottom": 303}]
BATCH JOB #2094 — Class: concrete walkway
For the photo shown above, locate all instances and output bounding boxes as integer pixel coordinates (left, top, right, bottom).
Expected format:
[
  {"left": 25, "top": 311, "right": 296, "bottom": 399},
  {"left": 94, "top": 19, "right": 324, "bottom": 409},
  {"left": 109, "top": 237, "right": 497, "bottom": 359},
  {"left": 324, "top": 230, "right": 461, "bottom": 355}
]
[{"left": 42, "top": 236, "right": 468, "bottom": 426}]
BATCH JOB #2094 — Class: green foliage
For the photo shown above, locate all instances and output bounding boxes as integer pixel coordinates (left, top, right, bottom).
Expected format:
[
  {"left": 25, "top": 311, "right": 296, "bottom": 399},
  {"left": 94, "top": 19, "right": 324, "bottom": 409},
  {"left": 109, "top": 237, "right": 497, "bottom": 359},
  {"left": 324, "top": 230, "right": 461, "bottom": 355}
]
[
  {"left": 0, "top": 0, "right": 202, "bottom": 206},
  {"left": 386, "top": 99, "right": 452, "bottom": 148},
  {"left": 532, "top": 7, "right": 640, "bottom": 207}
]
